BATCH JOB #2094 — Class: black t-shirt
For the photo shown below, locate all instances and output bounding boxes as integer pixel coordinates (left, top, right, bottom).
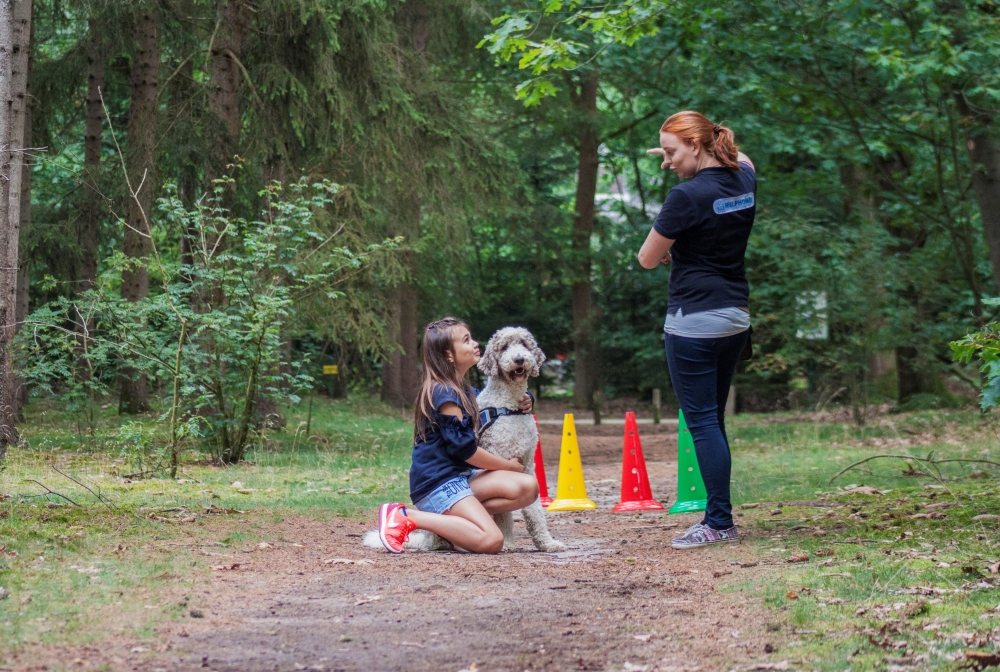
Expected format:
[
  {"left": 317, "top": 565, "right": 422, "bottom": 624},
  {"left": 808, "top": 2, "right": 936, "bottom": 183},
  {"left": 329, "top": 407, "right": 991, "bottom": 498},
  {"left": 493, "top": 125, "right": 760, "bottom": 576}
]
[
  {"left": 409, "top": 384, "right": 480, "bottom": 503},
  {"left": 652, "top": 163, "right": 757, "bottom": 315}
]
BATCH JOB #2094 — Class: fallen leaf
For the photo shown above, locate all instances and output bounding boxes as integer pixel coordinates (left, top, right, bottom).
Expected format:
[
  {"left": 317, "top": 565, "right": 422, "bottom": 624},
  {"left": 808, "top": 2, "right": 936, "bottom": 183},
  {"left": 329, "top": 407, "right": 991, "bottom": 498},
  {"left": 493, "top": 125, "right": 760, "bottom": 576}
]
[
  {"left": 842, "top": 486, "right": 883, "bottom": 496},
  {"left": 633, "top": 634, "right": 651, "bottom": 642},
  {"left": 236, "top": 488, "right": 253, "bottom": 495},
  {"left": 973, "top": 514, "right": 1000, "bottom": 521},
  {"left": 786, "top": 553, "right": 809, "bottom": 563},
  {"left": 713, "top": 570, "right": 733, "bottom": 578},
  {"left": 741, "top": 503, "right": 759, "bottom": 509},
  {"left": 399, "top": 641, "right": 425, "bottom": 648},
  {"left": 354, "top": 595, "right": 382, "bottom": 606},
  {"left": 209, "top": 563, "right": 240, "bottom": 571},
  {"left": 131, "top": 646, "right": 149, "bottom": 653},
  {"left": 812, "top": 530, "right": 827, "bottom": 537},
  {"left": 965, "top": 651, "right": 1000, "bottom": 670},
  {"left": 785, "top": 591, "right": 798, "bottom": 600},
  {"left": 989, "top": 562, "right": 1000, "bottom": 574},
  {"left": 746, "top": 662, "right": 789, "bottom": 671},
  {"left": 815, "top": 548, "right": 835, "bottom": 557},
  {"left": 258, "top": 542, "right": 272, "bottom": 550},
  {"left": 770, "top": 508, "right": 783, "bottom": 516}
]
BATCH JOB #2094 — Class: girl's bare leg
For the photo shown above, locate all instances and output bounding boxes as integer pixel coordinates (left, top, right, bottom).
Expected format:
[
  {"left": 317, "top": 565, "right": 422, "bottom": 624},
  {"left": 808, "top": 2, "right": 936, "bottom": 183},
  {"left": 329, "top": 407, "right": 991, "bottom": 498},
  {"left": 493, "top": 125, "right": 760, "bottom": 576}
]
[
  {"left": 469, "top": 470, "right": 538, "bottom": 514},
  {"left": 406, "top": 497, "right": 504, "bottom": 554}
]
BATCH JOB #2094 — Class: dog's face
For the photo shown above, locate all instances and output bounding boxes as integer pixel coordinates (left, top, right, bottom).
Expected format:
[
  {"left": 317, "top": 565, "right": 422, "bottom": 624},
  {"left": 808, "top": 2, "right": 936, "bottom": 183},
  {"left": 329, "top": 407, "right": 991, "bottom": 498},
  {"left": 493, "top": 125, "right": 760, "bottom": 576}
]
[{"left": 477, "top": 327, "right": 546, "bottom": 382}]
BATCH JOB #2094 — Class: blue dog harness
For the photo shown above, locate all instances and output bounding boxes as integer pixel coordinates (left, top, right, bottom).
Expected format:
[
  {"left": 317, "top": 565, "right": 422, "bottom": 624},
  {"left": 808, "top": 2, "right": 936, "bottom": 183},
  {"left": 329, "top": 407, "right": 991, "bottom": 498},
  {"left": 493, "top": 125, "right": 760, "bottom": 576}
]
[{"left": 477, "top": 406, "right": 527, "bottom": 438}]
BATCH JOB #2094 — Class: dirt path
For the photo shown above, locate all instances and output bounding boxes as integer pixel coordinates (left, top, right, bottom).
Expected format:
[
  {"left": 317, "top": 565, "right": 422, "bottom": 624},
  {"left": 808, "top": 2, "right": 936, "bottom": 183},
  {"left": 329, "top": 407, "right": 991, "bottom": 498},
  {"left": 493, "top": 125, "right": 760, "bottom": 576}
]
[{"left": 9, "top": 427, "right": 785, "bottom": 672}]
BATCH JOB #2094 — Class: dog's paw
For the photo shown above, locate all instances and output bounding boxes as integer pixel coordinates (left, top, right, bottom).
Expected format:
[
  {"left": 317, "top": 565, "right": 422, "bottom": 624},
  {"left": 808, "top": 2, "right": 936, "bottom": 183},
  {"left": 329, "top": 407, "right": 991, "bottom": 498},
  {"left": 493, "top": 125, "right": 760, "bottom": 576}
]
[
  {"left": 538, "top": 539, "right": 567, "bottom": 553},
  {"left": 502, "top": 541, "right": 518, "bottom": 553}
]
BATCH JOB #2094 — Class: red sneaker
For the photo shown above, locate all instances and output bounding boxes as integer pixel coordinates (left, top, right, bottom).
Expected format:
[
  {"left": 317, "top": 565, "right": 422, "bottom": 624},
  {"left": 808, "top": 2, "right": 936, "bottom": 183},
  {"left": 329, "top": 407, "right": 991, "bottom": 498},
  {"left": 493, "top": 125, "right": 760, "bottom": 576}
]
[{"left": 378, "top": 503, "right": 416, "bottom": 553}]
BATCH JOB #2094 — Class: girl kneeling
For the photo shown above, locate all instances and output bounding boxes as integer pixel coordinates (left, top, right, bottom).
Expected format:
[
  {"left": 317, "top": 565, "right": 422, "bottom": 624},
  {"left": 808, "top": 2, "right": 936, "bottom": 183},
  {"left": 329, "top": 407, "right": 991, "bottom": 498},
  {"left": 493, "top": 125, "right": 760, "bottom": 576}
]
[{"left": 377, "top": 317, "right": 538, "bottom": 554}]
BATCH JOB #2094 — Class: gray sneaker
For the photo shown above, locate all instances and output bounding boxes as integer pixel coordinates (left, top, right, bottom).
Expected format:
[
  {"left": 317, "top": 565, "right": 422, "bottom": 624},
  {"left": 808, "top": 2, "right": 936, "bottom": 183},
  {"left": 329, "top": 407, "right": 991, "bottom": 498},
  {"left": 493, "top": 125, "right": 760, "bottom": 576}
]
[{"left": 671, "top": 522, "right": 739, "bottom": 549}]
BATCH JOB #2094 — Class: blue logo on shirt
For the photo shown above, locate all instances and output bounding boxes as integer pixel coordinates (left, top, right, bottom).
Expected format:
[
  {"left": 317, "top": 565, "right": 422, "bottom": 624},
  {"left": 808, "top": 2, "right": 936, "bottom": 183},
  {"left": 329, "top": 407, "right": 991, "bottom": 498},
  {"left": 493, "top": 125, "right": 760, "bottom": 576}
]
[{"left": 713, "top": 193, "right": 755, "bottom": 215}]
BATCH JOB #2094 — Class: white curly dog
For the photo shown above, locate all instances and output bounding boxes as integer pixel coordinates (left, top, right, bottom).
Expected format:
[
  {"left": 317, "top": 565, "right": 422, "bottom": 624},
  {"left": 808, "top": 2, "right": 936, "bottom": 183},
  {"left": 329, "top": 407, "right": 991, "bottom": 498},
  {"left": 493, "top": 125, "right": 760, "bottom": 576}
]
[
  {"left": 474, "top": 327, "right": 566, "bottom": 552},
  {"left": 364, "top": 326, "right": 566, "bottom": 553}
]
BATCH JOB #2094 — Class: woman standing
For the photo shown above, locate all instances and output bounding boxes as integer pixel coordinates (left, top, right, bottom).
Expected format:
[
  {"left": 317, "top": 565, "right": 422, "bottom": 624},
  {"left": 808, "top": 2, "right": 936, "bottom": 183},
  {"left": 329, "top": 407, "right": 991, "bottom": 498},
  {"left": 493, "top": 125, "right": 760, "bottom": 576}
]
[{"left": 637, "top": 111, "right": 756, "bottom": 550}]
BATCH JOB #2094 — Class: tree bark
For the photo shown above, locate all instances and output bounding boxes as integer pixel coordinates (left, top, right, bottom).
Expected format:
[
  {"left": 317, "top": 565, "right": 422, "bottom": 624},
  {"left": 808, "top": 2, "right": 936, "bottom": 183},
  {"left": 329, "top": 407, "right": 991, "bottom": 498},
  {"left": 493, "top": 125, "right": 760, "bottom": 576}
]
[
  {"left": 12, "top": 0, "right": 30, "bottom": 419},
  {"left": 119, "top": 6, "right": 159, "bottom": 414},
  {"left": 381, "top": 283, "right": 419, "bottom": 406},
  {"left": 79, "top": 19, "right": 103, "bottom": 293},
  {"left": 380, "top": 193, "right": 419, "bottom": 407},
  {"left": 0, "top": 0, "right": 30, "bottom": 453},
  {"left": 960, "top": 117, "right": 1000, "bottom": 294},
  {"left": 204, "top": 0, "right": 248, "bottom": 193},
  {"left": 571, "top": 71, "right": 600, "bottom": 409}
]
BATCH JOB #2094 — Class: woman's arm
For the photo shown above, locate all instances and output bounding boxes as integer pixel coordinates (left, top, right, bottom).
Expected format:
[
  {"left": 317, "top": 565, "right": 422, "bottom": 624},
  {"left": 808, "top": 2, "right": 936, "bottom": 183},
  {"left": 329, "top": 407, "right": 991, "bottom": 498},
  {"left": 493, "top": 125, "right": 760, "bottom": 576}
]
[
  {"left": 439, "top": 402, "right": 525, "bottom": 472},
  {"left": 738, "top": 151, "right": 754, "bottom": 171},
  {"left": 637, "top": 228, "right": 675, "bottom": 269}
]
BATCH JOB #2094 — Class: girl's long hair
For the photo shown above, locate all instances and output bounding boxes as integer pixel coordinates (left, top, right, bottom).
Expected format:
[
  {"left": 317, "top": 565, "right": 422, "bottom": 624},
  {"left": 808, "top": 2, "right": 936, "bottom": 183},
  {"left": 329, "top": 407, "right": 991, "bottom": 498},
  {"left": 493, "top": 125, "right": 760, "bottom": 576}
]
[
  {"left": 413, "top": 317, "right": 480, "bottom": 441},
  {"left": 660, "top": 111, "right": 740, "bottom": 170}
]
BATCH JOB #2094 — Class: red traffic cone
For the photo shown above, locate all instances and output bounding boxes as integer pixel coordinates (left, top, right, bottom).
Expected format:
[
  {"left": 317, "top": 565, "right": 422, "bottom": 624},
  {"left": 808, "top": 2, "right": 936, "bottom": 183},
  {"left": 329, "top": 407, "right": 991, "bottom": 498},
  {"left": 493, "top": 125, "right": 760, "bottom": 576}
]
[
  {"left": 612, "top": 412, "right": 665, "bottom": 512},
  {"left": 532, "top": 415, "right": 552, "bottom": 507}
]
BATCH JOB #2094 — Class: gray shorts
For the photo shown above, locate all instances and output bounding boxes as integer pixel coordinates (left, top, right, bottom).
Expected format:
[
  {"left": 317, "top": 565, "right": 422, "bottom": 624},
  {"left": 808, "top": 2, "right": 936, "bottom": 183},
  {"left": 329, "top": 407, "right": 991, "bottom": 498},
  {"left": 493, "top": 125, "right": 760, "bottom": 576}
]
[{"left": 412, "top": 470, "right": 481, "bottom": 514}]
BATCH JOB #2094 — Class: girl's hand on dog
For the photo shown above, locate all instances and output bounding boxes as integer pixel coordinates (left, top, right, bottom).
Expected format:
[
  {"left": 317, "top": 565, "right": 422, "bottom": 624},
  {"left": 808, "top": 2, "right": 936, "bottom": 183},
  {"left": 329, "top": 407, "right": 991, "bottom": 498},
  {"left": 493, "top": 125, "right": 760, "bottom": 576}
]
[
  {"left": 518, "top": 394, "right": 533, "bottom": 413},
  {"left": 505, "top": 457, "right": 526, "bottom": 473}
]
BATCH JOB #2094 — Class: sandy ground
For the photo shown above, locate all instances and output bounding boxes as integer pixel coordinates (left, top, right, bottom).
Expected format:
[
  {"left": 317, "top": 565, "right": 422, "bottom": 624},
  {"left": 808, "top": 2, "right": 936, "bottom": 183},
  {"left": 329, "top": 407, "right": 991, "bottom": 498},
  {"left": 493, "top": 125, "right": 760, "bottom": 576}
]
[{"left": 7, "top": 424, "right": 788, "bottom": 672}]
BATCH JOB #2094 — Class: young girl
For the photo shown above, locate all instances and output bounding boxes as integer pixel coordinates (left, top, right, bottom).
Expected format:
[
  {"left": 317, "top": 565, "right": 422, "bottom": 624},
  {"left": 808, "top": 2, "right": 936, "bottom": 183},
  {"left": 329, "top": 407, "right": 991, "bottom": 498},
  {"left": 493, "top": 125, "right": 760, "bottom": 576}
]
[{"left": 377, "top": 317, "right": 539, "bottom": 554}]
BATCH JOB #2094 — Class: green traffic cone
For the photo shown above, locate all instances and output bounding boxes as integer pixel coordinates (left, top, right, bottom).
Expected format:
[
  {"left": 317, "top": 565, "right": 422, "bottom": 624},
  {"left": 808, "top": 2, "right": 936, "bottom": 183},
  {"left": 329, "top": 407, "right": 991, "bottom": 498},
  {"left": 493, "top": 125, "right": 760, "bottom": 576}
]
[{"left": 668, "top": 409, "right": 708, "bottom": 514}]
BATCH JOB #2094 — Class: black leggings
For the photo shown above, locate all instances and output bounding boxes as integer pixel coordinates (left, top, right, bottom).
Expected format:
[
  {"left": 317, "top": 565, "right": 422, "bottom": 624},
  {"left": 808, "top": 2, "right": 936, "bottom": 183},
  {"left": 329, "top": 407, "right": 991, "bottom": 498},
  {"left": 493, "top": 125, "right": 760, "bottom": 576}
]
[{"left": 664, "top": 329, "right": 749, "bottom": 529}]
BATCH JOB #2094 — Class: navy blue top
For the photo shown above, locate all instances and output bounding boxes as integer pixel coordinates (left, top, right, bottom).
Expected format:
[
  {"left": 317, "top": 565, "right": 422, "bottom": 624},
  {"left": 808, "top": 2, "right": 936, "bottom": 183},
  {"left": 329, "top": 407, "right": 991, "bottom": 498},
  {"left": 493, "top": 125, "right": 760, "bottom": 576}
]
[
  {"left": 409, "top": 384, "right": 480, "bottom": 503},
  {"left": 653, "top": 163, "right": 757, "bottom": 315}
]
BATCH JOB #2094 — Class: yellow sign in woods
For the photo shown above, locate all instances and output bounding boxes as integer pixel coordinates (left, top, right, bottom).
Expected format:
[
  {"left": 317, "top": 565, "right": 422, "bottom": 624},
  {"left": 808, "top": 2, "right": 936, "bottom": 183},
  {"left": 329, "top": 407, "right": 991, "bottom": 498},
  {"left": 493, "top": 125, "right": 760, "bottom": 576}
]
[{"left": 322, "top": 365, "right": 339, "bottom": 375}]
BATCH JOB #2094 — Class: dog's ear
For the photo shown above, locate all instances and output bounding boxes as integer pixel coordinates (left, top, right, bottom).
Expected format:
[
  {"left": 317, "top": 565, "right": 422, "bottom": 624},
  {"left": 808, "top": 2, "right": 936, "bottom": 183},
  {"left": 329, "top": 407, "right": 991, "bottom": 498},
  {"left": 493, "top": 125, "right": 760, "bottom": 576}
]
[
  {"left": 478, "top": 333, "right": 500, "bottom": 377},
  {"left": 527, "top": 333, "right": 546, "bottom": 377}
]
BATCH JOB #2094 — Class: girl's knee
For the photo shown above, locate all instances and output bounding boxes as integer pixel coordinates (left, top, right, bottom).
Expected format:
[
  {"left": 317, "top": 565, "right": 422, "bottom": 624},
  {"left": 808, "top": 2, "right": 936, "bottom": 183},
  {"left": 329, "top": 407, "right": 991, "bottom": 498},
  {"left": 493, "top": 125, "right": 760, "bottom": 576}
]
[
  {"left": 522, "top": 476, "right": 539, "bottom": 502},
  {"left": 476, "top": 530, "right": 504, "bottom": 554}
]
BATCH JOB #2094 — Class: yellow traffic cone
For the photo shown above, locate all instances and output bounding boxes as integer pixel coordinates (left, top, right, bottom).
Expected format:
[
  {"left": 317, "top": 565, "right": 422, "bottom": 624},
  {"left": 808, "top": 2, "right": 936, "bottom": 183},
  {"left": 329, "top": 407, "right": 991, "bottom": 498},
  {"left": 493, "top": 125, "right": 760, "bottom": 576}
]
[{"left": 547, "top": 414, "right": 596, "bottom": 511}]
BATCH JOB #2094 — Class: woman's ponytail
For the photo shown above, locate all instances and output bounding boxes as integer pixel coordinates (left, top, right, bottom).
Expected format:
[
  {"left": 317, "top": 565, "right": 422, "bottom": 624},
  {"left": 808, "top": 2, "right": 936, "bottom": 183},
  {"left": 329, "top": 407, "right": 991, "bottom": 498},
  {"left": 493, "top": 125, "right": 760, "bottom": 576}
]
[
  {"left": 661, "top": 112, "right": 741, "bottom": 170},
  {"left": 711, "top": 125, "right": 739, "bottom": 170}
]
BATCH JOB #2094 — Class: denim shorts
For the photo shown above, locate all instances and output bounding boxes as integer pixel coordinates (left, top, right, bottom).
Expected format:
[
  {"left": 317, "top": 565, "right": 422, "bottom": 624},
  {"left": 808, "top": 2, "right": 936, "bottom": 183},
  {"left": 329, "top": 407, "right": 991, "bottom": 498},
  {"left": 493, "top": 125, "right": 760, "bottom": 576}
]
[{"left": 413, "top": 470, "right": 479, "bottom": 514}]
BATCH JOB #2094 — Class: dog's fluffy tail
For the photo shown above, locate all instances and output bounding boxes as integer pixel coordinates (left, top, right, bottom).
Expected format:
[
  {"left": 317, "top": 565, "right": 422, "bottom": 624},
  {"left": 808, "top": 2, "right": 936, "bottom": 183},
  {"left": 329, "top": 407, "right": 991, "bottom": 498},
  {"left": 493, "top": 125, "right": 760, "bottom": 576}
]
[{"left": 361, "top": 529, "right": 453, "bottom": 552}]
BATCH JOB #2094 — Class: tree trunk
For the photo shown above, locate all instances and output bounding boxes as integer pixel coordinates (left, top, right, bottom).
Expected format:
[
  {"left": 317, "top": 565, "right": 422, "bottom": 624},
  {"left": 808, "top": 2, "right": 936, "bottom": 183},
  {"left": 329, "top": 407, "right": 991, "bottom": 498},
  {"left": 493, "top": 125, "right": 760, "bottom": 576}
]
[
  {"left": 380, "top": 284, "right": 419, "bottom": 407},
  {"left": 79, "top": 20, "right": 103, "bottom": 293},
  {"left": 961, "top": 120, "right": 1000, "bottom": 294},
  {"left": 0, "top": 0, "right": 31, "bottom": 453},
  {"left": 119, "top": 6, "right": 159, "bottom": 414},
  {"left": 12, "top": 0, "right": 30, "bottom": 420},
  {"left": 571, "top": 71, "right": 600, "bottom": 409},
  {"left": 380, "top": 190, "right": 420, "bottom": 407},
  {"left": 204, "top": 0, "right": 248, "bottom": 193}
]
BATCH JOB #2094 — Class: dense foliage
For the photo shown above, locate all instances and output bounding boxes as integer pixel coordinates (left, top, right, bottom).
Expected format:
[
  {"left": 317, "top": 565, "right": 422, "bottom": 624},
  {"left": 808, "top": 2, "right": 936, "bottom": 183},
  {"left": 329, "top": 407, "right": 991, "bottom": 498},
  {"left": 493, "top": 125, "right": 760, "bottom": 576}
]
[{"left": 10, "top": 0, "right": 1000, "bottom": 461}]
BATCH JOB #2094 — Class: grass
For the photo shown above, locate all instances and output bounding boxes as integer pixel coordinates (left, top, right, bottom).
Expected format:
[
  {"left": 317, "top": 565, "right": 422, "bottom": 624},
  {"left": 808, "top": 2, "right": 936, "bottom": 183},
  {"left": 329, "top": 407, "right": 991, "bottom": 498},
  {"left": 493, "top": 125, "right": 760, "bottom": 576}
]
[
  {"left": 722, "top": 408, "right": 1000, "bottom": 670},
  {"left": 0, "top": 396, "right": 413, "bottom": 658}
]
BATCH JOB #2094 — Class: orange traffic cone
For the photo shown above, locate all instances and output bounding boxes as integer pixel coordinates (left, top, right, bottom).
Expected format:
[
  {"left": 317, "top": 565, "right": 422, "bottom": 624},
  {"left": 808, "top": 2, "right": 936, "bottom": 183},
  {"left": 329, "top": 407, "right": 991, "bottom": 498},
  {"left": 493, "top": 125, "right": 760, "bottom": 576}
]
[
  {"left": 532, "top": 415, "right": 552, "bottom": 507},
  {"left": 612, "top": 412, "right": 665, "bottom": 512}
]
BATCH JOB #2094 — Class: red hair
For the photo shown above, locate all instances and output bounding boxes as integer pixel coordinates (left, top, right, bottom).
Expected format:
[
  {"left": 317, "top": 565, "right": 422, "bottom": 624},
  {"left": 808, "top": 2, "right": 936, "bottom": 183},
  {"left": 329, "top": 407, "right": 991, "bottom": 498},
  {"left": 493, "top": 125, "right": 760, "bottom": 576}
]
[{"left": 660, "top": 111, "right": 740, "bottom": 170}]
